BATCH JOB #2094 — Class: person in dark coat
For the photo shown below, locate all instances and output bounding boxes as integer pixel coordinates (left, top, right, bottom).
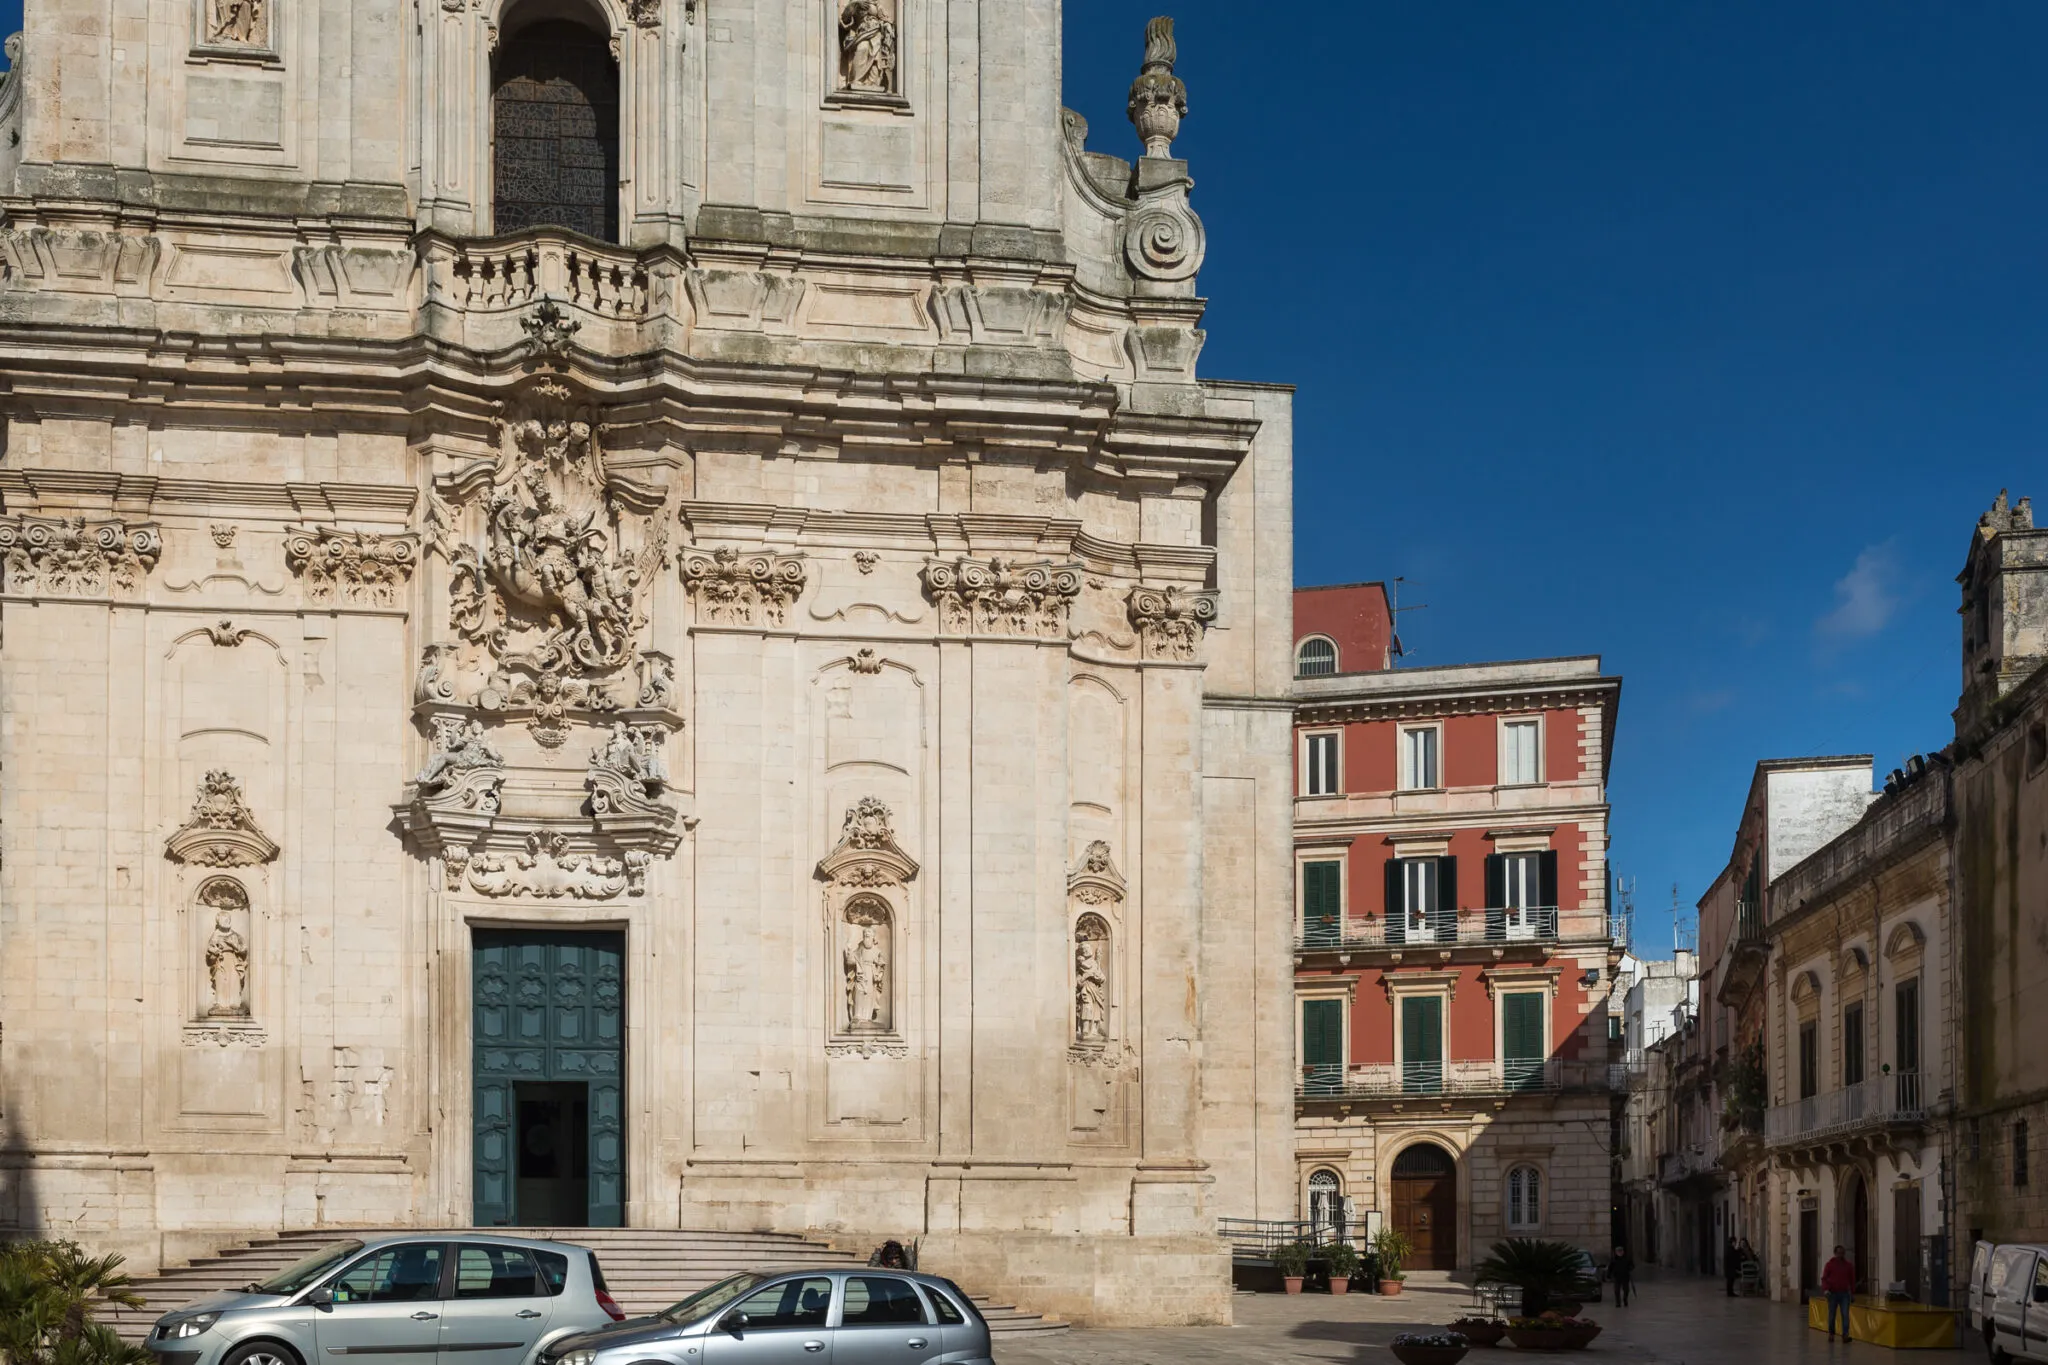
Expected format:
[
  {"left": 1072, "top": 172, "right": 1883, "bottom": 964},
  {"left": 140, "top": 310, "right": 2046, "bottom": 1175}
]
[
  {"left": 1822, "top": 1246, "right": 1857, "bottom": 1341},
  {"left": 1724, "top": 1235, "right": 1740, "bottom": 1297},
  {"left": 1609, "top": 1246, "right": 1634, "bottom": 1307}
]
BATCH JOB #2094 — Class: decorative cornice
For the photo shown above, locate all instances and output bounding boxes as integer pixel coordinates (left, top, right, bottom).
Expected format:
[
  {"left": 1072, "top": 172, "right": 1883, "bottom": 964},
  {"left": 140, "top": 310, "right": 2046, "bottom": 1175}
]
[
  {"left": 816, "top": 797, "right": 919, "bottom": 887},
  {"left": 165, "top": 770, "right": 279, "bottom": 867},
  {"left": 1067, "top": 840, "right": 1126, "bottom": 906}
]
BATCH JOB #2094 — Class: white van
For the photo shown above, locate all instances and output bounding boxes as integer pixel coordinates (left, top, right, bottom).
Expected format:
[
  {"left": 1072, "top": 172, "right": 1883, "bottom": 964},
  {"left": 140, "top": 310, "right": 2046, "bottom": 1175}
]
[{"left": 1972, "top": 1241, "right": 2048, "bottom": 1363}]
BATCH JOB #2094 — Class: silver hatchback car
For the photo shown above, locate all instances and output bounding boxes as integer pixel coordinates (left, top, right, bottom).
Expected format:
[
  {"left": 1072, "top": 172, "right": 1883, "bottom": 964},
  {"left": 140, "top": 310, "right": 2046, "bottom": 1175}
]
[
  {"left": 144, "top": 1234, "right": 627, "bottom": 1365},
  {"left": 539, "top": 1268, "right": 993, "bottom": 1365}
]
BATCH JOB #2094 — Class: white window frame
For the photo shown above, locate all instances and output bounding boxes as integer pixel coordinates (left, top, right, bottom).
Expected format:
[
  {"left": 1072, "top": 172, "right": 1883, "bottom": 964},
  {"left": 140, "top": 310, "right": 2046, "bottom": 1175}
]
[
  {"left": 1486, "top": 969, "right": 1559, "bottom": 1085},
  {"left": 1499, "top": 715, "right": 1543, "bottom": 787},
  {"left": 1399, "top": 723, "right": 1442, "bottom": 792},
  {"left": 1301, "top": 730, "right": 1342, "bottom": 798},
  {"left": 1398, "top": 857, "right": 1439, "bottom": 935},
  {"left": 1295, "top": 635, "right": 1340, "bottom": 678},
  {"left": 1506, "top": 1163, "right": 1545, "bottom": 1231},
  {"left": 1296, "top": 850, "right": 1349, "bottom": 926},
  {"left": 1297, "top": 982, "right": 1356, "bottom": 1088}
]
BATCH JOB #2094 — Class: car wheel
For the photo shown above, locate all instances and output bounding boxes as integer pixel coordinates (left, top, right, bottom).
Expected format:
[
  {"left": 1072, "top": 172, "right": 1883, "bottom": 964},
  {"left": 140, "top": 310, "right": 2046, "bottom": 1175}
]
[
  {"left": 1987, "top": 1323, "right": 2010, "bottom": 1365},
  {"left": 222, "top": 1341, "right": 303, "bottom": 1365}
]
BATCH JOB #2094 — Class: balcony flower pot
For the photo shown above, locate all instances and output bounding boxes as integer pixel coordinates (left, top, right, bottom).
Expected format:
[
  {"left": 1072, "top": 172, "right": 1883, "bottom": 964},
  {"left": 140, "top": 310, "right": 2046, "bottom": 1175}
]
[
  {"left": 1391, "top": 1333, "right": 1470, "bottom": 1365},
  {"left": 1448, "top": 1319, "right": 1507, "bottom": 1347}
]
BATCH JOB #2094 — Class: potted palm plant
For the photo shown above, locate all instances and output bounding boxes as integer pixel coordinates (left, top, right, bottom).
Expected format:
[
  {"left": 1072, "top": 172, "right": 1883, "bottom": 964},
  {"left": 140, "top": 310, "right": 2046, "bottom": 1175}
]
[
  {"left": 1274, "top": 1239, "right": 1312, "bottom": 1295},
  {"left": 1473, "top": 1239, "right": 1596, "bottom": 1319},
  {"left": 1323, "top": 1240, "right": 1359, "bottom": 1295},
  {"left": 1374, "top": 1226, "right": 1415, "bottom": 1296}
]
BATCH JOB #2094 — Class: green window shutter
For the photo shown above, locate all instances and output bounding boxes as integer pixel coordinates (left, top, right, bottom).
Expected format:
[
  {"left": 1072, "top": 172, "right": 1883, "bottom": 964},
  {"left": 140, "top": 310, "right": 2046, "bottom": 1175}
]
[
  {"left": 1302, "top": 999, "right": 1345, "bottom": 1068},
  {"left": 1303, "top": 862, "right": 1342, "bottom": 919},
  {"left": 1402, "top": 996, "right": 1443, "bottom": 1064},
  {"left": 1503, "top": 992, "right": 1544, "bottom": 1062}
]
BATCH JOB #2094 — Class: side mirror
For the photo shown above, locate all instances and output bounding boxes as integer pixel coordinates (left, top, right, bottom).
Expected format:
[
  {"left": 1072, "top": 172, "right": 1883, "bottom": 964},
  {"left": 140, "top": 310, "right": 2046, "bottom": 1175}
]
[
  {"left": 718, "top": 1311, "right": 748, "bottom": 1334},
  {"left": 304, "top": 1286, "right": 334, "bottom": 1309}
]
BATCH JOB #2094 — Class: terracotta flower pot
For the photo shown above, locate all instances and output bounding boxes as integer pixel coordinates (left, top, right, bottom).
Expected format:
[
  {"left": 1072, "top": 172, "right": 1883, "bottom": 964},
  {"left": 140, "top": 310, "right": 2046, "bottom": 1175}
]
[
  {"left": 1505, "top": 1327, "right": 1571, "bottom": 1351},
  {"left": 1329, "top": 1275, "right": 1350, "bottom": 1295},
  {"left": 1449, "top": 1321, "right": 1507, "bottom": 1347},
  {"left": 1381, "top": 1279, "right": 1406, "bottom": 1296},
  {"left": 1283, "top": 1275, "right": 1304, "bottom": 1295},
  {"left": 1390, "top": 1345, "right": 1469, "bottom": 1365}
]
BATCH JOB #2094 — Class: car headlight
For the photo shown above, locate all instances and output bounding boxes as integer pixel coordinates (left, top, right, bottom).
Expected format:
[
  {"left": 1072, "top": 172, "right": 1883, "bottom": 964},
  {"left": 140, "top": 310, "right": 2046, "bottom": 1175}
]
[
  {"left": 557, "top": 1351, "right": 597, "bottom": 1365},
  {"left": 162, "top": 1314, "right": 221, "bottom": 1339}
]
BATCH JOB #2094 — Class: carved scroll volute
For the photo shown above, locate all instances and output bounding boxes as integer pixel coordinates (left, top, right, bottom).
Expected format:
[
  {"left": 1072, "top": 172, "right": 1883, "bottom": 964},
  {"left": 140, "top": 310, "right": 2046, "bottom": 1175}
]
[{"left": 817, "top": 798, "right": 918, "bottom": 1049}]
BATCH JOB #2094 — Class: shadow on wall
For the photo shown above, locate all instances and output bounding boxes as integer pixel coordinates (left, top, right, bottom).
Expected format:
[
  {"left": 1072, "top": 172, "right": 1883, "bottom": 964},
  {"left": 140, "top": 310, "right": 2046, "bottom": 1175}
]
[{"left": 0, "top": 1091, "right": 39, "bottom": 1236}]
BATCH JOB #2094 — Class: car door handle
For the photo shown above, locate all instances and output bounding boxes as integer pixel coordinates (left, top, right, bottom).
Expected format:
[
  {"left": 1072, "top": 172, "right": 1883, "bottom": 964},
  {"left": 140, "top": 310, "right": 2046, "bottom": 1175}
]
[
  {"left": 411, "top": 1313, "right": 439, "bottom": 1321},
  {"left": 906, "top": 1339, "right": 927, "bottom": 1349},
  {"left": 802, "top": 1343, "right": 825, "bottom": 1354},
  {"left": 515, "top": 1311, "right": 543, "bottom": 1320}
]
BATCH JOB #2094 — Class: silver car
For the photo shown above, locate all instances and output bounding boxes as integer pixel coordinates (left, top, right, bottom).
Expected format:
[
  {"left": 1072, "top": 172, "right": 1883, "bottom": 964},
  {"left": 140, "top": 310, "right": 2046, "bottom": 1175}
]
[
  {"left": 539, "top": 1268, "right": 993, "bottom": 1365},
  {"left": 143, "top": 1234, "right": 627, "bottom": 1365}
]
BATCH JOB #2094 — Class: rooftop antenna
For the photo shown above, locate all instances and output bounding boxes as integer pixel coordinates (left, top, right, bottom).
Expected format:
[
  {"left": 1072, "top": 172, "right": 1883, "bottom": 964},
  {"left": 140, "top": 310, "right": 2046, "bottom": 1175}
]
[
  {"left": 1670, "top": 882, "right": 1696, "bottom": 955},
  {"left": 1388, "top": 576, "right": 1428, "bottom": 665},
  {"left": 1612, "top": 874, "right": 1636, "bottom": 950}
]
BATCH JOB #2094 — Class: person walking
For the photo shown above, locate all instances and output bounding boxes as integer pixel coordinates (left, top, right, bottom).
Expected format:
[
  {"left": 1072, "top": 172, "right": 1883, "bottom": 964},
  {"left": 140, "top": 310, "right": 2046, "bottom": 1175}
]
[
  {"left": 1724, "top": 1234, "right": 1740, "bottom": 1297},
  {"left": 1610, "top": 1246, "right": 1634, "bottom": 1307},
  {"left": 1822, "top": 1245, "right": 1857, "bottom": 1342}
]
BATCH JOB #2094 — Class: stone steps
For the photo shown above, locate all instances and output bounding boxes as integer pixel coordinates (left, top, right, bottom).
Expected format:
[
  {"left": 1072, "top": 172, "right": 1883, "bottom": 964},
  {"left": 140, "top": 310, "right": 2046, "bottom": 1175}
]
[{"left": 104, "top": 1228, "right": 1066, "bottom": 1338}]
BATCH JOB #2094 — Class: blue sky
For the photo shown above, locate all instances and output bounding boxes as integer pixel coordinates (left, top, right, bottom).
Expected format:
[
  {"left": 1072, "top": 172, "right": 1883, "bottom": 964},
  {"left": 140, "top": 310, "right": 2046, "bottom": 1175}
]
[{"left": 4, "top": 5, "right": 2044, "bottom": 955}]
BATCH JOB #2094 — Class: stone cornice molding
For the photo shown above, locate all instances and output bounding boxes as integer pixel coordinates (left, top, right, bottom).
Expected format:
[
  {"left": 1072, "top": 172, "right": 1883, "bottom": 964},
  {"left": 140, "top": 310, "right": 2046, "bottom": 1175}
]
[
  {"left": 165, "top": 770, "right": 279, "bottom": 867},
  {"left": 0, "top": 469, "right": 417, "bottom": 520},
  {"left": 1067, "top": 841, "right": 1126, "bottom": 906},
  {"left": 816, "top": 797, "right": 919, "bottom": 887},
  {"left": 1296, "top": 683, "right": 1620, "bottom": 726}
]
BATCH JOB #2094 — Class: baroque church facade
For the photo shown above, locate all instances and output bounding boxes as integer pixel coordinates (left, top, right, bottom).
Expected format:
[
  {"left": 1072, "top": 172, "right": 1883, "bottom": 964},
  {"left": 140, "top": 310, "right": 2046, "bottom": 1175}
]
[{"left": 0, "top": 0, "right": 1294, "bottom": 1325}]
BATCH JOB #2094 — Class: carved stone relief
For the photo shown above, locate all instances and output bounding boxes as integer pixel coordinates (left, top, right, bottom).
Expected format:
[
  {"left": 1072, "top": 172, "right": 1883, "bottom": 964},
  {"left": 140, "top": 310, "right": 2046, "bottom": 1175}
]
[
  {"left": 835, "top": 0, "right": 900, "bottom": 101},
  {"left": 681, "top": 546, "right": 809, "bottom": 627},
  {"left": 842, "top": 897, "right": 892, "bottom": 1034},
  {"left": 205, "top": 0, "right": 270, "bottom": 48},
  {"left": 0, "top": 515, "right": 162, "bottom": 598},
  {"left": 284, "top": 527, "right": 420, "bottom": 607},
  {"left": 200, "top": 878, "right": 252, "bottom": 1018},
  {"left": 1127, "top": 585, "right": 1218, "bottom": 662},
  {"left": 166, "top": 770, "right": 280, "bottom": 867},
  {"left": 1074, "top": 914, "right": 1109, "bottom": 1046},
  {"left": 466, "top": 831, "right": 632, "bottom": 900},
  {"left": 922, "top": 556, "right": 1082, "bottom": 638}
]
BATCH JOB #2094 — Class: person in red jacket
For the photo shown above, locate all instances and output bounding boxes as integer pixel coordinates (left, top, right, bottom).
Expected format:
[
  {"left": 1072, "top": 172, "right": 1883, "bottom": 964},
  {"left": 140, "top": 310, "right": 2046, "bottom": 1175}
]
[{"left": 1821, "top": 1246, "right": 1857, "bottom": 1341}]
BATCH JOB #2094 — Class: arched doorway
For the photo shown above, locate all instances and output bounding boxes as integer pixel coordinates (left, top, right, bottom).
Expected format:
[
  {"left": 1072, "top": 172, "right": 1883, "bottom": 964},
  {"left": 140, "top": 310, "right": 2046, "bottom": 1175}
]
[
  {"left": 1390, "top": 1142, "right": 1458, "bottom": 1271},
  {"left": 491, "top": 8, "right": 620, "bottom": 242},
  {"left": 1307, "top": 1169, "right": 1344, "bottom": 1243}
]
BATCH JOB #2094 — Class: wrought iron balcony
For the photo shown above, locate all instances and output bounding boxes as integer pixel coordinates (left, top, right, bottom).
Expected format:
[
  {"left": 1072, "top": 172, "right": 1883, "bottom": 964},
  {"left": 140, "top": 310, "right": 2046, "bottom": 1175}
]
[
  {"left": 1296, "top": 1057, "right": 1612, "bottom": 1102},
  {"left": 1295, "top": 906, "right": 1563, "bottom": 953},
  {"left": 1764, "top": 1072, "right": 1926, "bottom": 1147},
  {"left": 1657, "top": 1146, "right": 1721, "bottom": 1188}
]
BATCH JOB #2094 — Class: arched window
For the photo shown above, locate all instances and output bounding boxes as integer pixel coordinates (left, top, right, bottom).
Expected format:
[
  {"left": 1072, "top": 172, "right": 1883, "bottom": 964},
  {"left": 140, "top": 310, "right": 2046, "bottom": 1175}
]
[
  {"left": 1506, "top": 1164, "right": 1542, "bottom": 1231},
  {"left": 1296, "top": 636, "right": 1338, "bottom": 678},
  {"left": 492, "top": 10, "right": 620, "bottom": 242},
  {"left": 1307, "top": 1169, "right": 1343, "bottom": 1239}
]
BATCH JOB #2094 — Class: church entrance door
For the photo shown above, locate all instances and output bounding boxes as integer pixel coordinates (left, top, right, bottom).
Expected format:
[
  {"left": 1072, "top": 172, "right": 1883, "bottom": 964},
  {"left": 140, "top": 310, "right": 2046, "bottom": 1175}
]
[{"left": 473, "top": 930, "right": 625, "bottom": 1227}]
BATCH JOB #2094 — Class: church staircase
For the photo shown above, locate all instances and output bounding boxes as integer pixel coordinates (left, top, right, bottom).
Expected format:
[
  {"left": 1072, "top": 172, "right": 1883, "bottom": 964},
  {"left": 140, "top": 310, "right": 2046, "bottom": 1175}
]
[{"left": 103, "top": 1228, "right": 1067, "bottom": 1340}]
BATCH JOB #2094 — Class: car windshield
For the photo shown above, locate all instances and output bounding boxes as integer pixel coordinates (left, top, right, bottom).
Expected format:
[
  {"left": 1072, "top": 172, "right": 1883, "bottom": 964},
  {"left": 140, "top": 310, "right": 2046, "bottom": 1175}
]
[
  {"left": 253, "top": 1241, "right": 366, "bottom": 1295},
  {"left": 660, "top": 1274, "right": 764, "bottom": 1324}
]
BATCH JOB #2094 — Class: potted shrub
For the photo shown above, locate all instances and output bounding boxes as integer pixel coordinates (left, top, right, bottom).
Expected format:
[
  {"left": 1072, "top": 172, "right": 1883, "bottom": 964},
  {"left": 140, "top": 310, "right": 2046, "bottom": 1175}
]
[
  {"left": 1473, "top": 1238, "right": 1596, "bottom": 1318},
  {"left": 1274, "top": 1239, "right": 1311, "bottom": 1294},
  {"left": 1390, "top": 1331, "right": 1470, "bottom": 1365},
  {"left": 1323, "top": 1240, "right": 1360, "bottom": 1295},
  {"left": 1505, "top": 1311, "right": 1573, "bottom": 1351},
  {"left": 1446, "top": 1316, "right": 1507, "bottom": 1347},
  {"left": 1374, "top": 1226, "right": 1415, "bottom": 1296}
]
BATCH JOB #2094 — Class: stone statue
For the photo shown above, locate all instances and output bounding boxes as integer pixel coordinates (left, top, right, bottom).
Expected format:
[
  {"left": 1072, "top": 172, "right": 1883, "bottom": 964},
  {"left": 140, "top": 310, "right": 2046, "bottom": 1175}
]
[
  {"left": 208, "top": 0, "right": 265, "bottom": 44},
  {"left": 1075, "top": 935, "right": 1108, "bottom": 1044},
  {"left": 843, "top": 920, "right": 890, "bottom": 1031},
  {"left": 839, "top": 0, "right": 898, "bottom": 93},
  {"left": 205, "top": 907, "right": 250, "bottom": 1017},
  {"left": 415, "top": 717, "right": 505, "bottom": 792}
]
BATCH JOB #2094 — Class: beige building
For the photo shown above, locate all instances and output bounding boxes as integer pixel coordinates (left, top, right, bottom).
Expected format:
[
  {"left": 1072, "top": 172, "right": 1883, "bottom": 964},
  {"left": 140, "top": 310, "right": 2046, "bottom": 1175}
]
[{"left": 0, "top": 0, "right": 1297, "bottom": 1326}]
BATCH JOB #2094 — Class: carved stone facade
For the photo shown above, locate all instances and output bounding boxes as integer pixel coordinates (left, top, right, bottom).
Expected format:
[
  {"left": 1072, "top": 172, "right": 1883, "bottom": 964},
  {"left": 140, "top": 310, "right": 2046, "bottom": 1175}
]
[{"left": 0, "top": 2, "right": 1291, "bottom": 1332}]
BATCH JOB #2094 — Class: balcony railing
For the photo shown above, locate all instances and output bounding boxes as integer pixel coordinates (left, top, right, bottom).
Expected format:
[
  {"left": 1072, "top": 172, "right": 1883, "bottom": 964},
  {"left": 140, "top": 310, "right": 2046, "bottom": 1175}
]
[
  {"left": 1658, "top": 1146, "right": 1721, "bottom": 1187},
  {"left": 1765, "top": 1072, "right": 1926, "bottom": 1146},
  {"left": 1297, "top": 906, "right": 1563, "bottom": 952},
  {"left": 1296, "top": 1057, "right": 1612, "bottom": 1101}
]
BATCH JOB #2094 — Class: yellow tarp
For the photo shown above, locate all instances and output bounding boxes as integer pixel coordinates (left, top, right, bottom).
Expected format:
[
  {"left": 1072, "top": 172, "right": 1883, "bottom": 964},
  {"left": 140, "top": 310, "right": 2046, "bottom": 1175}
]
[{"left": 1805, "top": 1296, "right": 1958, "bottom": 1349}]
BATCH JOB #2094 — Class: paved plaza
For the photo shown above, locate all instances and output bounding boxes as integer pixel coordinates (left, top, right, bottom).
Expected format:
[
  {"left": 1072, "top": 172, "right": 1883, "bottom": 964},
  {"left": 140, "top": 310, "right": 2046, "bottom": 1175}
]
[{"left": 996, "top": 1272, "right": 1984, "bottom": 1365}]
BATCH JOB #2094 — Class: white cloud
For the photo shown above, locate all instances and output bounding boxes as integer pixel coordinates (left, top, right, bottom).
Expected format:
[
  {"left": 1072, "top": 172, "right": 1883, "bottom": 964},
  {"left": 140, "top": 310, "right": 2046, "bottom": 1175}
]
[{"left": 1816, "top": 542, "right": 1900, "bottom": 640}]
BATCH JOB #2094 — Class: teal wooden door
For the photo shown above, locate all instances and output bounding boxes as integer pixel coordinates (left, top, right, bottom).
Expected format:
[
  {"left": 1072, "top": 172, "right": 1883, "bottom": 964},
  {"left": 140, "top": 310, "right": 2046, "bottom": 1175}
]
[{"left": 473, "top": 930, "right": 626, "bottom": 1227}]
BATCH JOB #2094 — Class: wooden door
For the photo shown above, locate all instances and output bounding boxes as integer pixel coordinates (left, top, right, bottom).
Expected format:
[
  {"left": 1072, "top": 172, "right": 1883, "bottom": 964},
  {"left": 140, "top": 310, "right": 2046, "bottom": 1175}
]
[
  {"left": 1894, "top": 1185, "right": 1922, "bottom": 1300},
  {"left": 1391, "top": 1143, "right": 1459, "bottom": 1271}
]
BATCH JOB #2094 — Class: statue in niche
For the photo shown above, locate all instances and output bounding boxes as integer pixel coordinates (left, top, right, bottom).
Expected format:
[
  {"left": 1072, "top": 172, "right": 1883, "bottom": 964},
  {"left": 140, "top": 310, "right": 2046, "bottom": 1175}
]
[
  {"left": 1074, "top": 917, "right": 1109, "bottom": 1045},
  {"left": 202, "top": 882, "right": 251, "bottom": 1017},
  {"left": 208, "top": 0, "right": 266, "bottom": 45},
  {"left": 842, "top": 903, "right": 891, "bottom": 1032},
  {"left": 839, "top": 0, "right": 898, "bottom": 94}
]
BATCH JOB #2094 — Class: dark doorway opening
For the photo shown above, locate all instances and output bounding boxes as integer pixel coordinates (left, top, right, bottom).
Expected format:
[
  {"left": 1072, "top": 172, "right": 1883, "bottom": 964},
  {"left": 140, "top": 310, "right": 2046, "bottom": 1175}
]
[
  {"left": 1800, "top": 1206, "right": 1819, "bottom": 1294},
  {"left": 1894, "top": 1184, "right": 1922, "bottom": 1300},
  {"left": 1390, "top": 1142, "right": 1458, "bottom": 1271},
  {"left": 516, "top": 1082, "right": 590, "bottom": 1227},
  {"left": 492, "top": 14, "right": 620, "bottom": 242},
  {"left": 1848, "top": 1173, "right": 1871, "bottom": 1293}
]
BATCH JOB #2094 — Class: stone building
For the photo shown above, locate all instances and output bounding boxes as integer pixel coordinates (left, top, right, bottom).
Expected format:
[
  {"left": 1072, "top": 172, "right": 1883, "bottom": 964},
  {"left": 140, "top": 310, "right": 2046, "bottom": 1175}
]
[
  {"left": 0, "top": 0, "right": 1297, "bottom": 1326},
  {"left": 1615, "top": 949, "right": 1694, "bottom": 1264},
  {"left": 1289, "top": 583, "right": 1624, "bottom": 1271}
]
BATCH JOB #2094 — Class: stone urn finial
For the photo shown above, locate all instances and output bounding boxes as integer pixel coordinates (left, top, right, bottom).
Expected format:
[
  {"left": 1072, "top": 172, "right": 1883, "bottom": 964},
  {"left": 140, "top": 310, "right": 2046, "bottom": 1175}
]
[{"left": 1127, "top": 16, "right": 1188, "bottom": 158}]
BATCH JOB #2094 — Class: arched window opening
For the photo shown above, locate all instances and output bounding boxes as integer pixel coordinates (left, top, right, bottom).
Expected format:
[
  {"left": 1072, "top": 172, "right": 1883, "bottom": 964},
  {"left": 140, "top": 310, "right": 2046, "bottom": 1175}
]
[
  {"left": 1307, "top": 1169, "right": 1344, "bottom": 1241},
  {"left": 492, "top": 12, "right": 620, "bottom": 242},
  {"left": 1296, "top": 636, "right": 1338, "bottom": 678},
  {"left": 1506, "top": 1164, "right": 1542, "bottom": 1231}
]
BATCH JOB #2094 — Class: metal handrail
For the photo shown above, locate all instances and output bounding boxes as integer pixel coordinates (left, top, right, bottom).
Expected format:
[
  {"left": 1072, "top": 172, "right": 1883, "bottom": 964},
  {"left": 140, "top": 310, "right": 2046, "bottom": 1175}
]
[
  {"left": 1297, "top": 1058, "right": 1613, "bottom": 1100},
  {"left": 1765, "top": 1072, "right": 1926, "bottom": 1145},
  {"left": 1297, "top": 906, "right": 1565, "bottom": 951}
]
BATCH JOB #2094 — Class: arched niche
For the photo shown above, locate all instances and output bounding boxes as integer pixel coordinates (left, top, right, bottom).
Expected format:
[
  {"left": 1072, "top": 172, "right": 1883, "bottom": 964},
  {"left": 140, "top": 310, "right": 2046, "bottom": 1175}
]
[
  {"left": 816, "top": 797, "right": 917, "bottom": 1047},
  {"left": 492, "top": 1, "right": 621, "bottom": 242},
  {"left": 195, "top": 876, "right": 254, "bottom": 1023},
  {"left": 1067, "top": 841, "right": 1125, "bottom": 1053}
]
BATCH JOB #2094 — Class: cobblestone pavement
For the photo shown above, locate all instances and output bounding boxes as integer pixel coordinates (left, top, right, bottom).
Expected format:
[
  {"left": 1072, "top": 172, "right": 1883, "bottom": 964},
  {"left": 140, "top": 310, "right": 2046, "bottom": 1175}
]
[{"left": 995, "top": 1271, "right": 1984, "bottom": 1364}]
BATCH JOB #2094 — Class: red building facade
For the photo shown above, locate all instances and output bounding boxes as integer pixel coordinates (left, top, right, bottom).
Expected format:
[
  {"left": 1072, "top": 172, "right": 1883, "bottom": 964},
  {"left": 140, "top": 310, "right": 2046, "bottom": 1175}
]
[{"left": 1292, "top": 583, "right": 1623, "bottom": 1271}]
